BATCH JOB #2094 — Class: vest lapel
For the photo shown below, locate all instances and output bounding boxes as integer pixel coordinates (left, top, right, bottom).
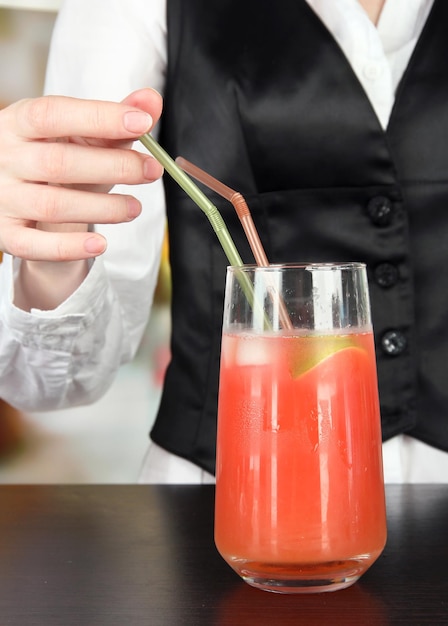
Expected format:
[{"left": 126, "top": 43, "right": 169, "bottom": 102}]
[{"left": 387, "top": 0, "right": 448, "bottom": 179}]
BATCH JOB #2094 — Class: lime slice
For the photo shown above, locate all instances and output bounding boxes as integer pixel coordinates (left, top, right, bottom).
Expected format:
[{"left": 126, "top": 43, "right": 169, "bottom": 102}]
[{"left": 289, "top": 334, "right": 365, "bottom": 378}]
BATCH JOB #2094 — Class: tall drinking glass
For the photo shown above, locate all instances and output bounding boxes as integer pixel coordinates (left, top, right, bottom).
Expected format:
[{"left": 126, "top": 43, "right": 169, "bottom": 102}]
[{"left": 214, "top": 263, "right": 387, "bottom": 594}]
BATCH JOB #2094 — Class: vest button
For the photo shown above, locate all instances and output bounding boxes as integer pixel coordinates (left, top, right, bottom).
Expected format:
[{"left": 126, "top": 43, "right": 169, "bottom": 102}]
[
  {"left": 366, "top": 196, "right": 393, "bottom": 226},
  {"left": 380, "top": 330, "right": 407, "bottom": 356},
  {"left": 374, "top": 262, "right": 399, "bottom": 288}
]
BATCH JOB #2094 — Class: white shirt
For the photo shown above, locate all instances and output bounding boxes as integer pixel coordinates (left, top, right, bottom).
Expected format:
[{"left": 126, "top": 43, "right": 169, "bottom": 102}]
[{"left": 0, "top": 0, "right": 443, "bottom": 482}]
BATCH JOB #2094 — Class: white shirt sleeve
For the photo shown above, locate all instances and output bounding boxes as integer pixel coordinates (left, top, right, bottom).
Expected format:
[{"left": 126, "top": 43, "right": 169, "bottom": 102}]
[{"left": 0, "top": 0, "right": 168, "bottom": 411}]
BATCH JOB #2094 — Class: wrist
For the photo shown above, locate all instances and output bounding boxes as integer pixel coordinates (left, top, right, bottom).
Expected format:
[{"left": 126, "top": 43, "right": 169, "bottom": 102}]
[{"left": 14, "top": 258, "right": 90, "bottom": 312}]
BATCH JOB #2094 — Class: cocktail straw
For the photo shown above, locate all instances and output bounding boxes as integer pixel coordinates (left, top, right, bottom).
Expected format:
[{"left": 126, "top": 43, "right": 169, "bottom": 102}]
[
  {"left": 139, "top": 133, "right": 243, "bottom": 268},
  {"left": 175, "top": 157, "right": 269, "bottom": 265},
  {"left": 175, "top": 156, "right": 293, "bottom": 330},
  {"left": 139, "top": 133, "right": 267, "bottom": 325}
]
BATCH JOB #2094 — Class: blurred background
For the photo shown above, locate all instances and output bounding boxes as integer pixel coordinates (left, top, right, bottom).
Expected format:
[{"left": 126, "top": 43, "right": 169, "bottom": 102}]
[{"left": 0, "top": 2, "right": 171, "bottom": 483}]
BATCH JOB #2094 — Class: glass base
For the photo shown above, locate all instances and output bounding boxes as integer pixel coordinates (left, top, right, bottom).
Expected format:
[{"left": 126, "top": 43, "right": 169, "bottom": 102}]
[{"left": 236, "top": 559, "right": 368, "bottom": 594}]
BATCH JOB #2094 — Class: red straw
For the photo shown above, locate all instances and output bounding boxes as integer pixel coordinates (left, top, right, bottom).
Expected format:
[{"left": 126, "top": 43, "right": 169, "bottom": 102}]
[{"left": 175, "top": 157, "right": 293, "bottom": 330}]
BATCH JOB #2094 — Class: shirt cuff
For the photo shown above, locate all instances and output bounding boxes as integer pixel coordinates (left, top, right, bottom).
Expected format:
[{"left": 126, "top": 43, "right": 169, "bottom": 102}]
[{"left": 1, "top": 254, "right": 110, "bottom": 344}]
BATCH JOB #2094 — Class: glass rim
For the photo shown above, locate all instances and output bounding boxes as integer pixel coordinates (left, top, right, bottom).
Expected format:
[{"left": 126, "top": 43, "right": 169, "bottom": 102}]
[{"left": 227, "top": 262, "right": 366, "bottom": 272}]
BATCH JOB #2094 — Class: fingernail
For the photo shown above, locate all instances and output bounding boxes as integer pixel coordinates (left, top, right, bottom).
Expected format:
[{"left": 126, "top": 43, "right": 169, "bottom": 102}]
[
  {"left": 144, "top": 157, "right": 163, "bottom": 181},
  {"left": 123, "top": 111, "right": 153, "bottom": 133},
  {"left": 84, "top": 236, "right": 107, "bottom": 255},
  {"left": 127, "top": 197, "right": 142, "bottom": 219}
]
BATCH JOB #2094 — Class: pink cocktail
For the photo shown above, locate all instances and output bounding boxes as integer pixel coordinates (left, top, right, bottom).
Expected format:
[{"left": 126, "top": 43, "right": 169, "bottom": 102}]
[{"left": 214, "top": 263, "right": 387, "bottom": 593}]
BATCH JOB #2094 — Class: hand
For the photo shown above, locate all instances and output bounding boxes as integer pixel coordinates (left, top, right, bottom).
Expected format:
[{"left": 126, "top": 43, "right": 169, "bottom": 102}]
[{"left": 0, "top": 88, "right": 163, "bottom": 262}]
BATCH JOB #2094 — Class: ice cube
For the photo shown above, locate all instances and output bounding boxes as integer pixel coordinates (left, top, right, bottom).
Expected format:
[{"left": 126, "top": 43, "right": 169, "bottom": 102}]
[{"left": 235, "top": 335, "right": 271, "bottom": 366}]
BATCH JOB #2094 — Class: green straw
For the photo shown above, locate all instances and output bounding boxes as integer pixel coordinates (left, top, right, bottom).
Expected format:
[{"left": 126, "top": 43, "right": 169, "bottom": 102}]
[
  {"left": 139, "top": 132, "right": 272, "bottom": 326},
  {"left": 139, "top": 133, "right": 244, "bottom": 267}
]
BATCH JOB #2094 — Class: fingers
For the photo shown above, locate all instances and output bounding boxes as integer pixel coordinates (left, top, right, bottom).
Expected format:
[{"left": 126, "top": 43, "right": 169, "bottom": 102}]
[
  {"left": 0, "top": 223, "right": 107, "bottom": 262},
  {"left": 2, "top": 182, "right": 143, "bottom": 225},
  {"left": 0, "top": 89, "right": 164, "bottom": 262},
  {"left": 0, "top": 181, "right": 151, "bottom": 261},
  {"left": 6, "top": 88, "right": 162, "bottom": 142},
  {"left": 0, "top": 88, "right": 164, "bottom": 189},
  {"left": 8, "top": 141, "right": 162, "bottom": 186}
]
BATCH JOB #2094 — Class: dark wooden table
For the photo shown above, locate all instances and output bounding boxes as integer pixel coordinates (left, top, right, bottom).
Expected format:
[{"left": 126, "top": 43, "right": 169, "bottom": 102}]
[{"left": 0, "top": 485, "right": 447, "bottom": 625}]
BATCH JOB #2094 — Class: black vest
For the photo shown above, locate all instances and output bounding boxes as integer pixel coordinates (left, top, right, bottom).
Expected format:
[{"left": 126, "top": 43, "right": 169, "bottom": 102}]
[{"left": 152, "top": 0, "right": 448, "bottom": 475}]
